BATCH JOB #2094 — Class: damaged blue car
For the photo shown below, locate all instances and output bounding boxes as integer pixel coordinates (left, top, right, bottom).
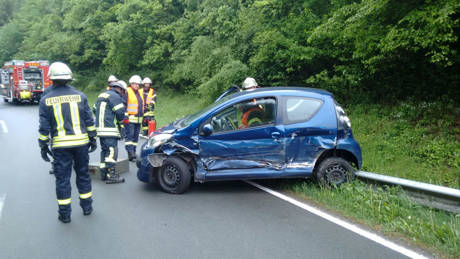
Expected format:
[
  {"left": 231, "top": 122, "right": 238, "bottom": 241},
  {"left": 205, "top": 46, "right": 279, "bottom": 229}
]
[{"left": 137, "top": 87, "right": 362, "bottom": 194}]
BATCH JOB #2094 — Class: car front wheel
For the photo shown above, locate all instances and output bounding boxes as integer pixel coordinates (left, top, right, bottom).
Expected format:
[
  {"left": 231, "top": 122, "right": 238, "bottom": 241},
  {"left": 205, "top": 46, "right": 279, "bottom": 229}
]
[
  {"left": 315, "top": 157, "right": 355, "bottom": 187},
  {"left": 158, "top": 157, "right": 191, "bottom": 194}
]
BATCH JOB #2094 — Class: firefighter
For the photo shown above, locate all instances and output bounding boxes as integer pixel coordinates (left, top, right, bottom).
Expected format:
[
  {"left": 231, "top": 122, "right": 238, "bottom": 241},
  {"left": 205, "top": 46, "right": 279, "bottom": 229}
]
[
  {"left": 107, "top": 75, "right": 118, "bottom": 91},
  {"left": 241, "top": 77, "right": 259, "bottom": 91},
  {"left": 125, "top": 75, "right": 144, "bottom": 161},
  {"left": 95, "top": 80, "right": 127, "bottom": 184},
  {"left": 139, "top": 77, "right": 156, "bottom": 136},
  {"left": 38, "top": 62, "right": 97, "bottom": 223}
]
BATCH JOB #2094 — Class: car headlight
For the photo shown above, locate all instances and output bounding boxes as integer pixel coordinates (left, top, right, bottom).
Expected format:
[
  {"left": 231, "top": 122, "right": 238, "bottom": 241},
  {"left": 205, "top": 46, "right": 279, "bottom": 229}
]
[{"left": 147, "top": 133, "right": 172, "bottom": 149}]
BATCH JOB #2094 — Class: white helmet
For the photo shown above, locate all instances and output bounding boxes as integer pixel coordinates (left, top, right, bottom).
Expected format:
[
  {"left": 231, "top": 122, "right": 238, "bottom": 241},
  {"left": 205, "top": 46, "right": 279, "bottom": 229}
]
[
  {"left": 118, "top": 80, "right": 128, "bottom": 91},
  {"left": 48, "top": 62, "right": 72, "bottom": 80},
  {"left": 142, "top": 77, "right": 152, "bottom": 85},
  {"left": 129, "top": 75, "right": 142, "bottom": 84},
  {"left": 108, "top": 75, "right": 118, "bottom": 83},
  {"left": 109, "top": 80, "right": 127, "bottom": 91},
  {"left": 242, "top": 77, "right": 258, "bottom": 89}
]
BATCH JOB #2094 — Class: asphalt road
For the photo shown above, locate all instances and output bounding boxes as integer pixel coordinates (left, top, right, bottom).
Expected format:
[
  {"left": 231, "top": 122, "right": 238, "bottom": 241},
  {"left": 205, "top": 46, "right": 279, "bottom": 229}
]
[{"left": 0, "top": 99, "right": 414, "bottom": 259}]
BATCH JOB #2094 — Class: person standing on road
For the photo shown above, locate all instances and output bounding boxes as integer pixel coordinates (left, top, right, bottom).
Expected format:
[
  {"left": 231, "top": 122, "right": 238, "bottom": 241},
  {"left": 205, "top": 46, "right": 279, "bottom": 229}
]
[
  {"left": 95, "top": 80, "right": 127, "bottom": 184},
  {"left": 139, "top": 77, "right": 156, "bottom": 136},
  {"left": 38, "top": 62, "right": 97, "bottom": 223},
  {"left": 125, "top": 75, "right": 144, "bottom": 161}
]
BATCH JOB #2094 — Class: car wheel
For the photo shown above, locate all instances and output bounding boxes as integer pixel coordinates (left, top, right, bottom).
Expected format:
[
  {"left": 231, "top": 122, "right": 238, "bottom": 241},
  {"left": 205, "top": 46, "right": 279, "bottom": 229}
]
[
  {"left": 315, "top": 157, "right": 355, "bottom": 187},
  {"left": 158, "top": 157, "right": 191, "bottom": 194}
]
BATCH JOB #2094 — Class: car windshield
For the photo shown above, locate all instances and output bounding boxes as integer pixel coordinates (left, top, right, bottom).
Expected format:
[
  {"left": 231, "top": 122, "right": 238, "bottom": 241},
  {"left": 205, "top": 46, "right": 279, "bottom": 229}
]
[{"left": 176, "top": 95, "right": 233, "bottom": 128}]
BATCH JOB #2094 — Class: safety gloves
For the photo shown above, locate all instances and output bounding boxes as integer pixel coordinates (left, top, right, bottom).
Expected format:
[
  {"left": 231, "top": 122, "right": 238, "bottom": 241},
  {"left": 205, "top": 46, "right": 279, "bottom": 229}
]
[
  {"left": 88, "top": 137, "right": 97, "bottom": 153},
  {"left": 38, "top": 139, "right": 52, "bottom": 162}
]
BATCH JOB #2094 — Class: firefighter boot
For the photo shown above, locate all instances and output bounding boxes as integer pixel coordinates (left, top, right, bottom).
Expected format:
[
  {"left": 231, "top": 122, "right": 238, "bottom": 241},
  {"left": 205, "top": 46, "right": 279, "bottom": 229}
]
[
  {"left": 100, "top": 168, "right": 108, "bottom": 181},
  {"left": 58, "top": 205, "right": 71, "bottom": 223},
  {"left": 83, "top": 206, "right": 93, "bottom": 216},
  {"left": 58, "top": 214, "right": 71, "bottom": 223},
  {"left": 128, "top": 152, "right": 136, "bottom": 161},
  {"left": 106, "top": 168, "right": 125, "bottom": 184}
]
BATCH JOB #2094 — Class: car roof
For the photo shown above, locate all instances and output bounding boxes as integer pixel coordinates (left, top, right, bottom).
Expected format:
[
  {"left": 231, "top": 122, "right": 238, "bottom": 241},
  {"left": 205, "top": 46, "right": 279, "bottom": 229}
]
[{"left": 227, "top": 86, "right": 334, "bottom": 100}]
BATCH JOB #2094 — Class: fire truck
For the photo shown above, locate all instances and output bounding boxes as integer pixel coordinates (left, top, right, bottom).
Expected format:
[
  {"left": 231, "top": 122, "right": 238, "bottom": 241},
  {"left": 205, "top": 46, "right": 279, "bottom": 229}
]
[{"left": 0, "top": 60, "right": 51, "bottom": 103}]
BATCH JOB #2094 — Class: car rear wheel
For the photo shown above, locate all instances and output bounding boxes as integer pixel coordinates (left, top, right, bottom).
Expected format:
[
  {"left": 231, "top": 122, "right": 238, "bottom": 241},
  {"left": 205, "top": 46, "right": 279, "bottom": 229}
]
[
  {"left": 315, "top": 157, "right": 355, "bottom": 187},
  {"left": 158, "top": 157, "right": 191, "bottom": 194}
]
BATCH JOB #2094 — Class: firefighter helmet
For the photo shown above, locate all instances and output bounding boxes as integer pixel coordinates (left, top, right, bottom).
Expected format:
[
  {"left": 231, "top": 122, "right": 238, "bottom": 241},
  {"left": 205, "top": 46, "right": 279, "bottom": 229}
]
[
  {"left": 48, "top": 62, "right": 73, "bottom": 80},
  {"left": 109, "top": 81, "right": 122, "bottom": 89},
  {"left": 118, "top": 80, "right": 128, "bottom": 90},
  {"left": 108, "top": 75, "right": 118, "bottom": 83},
  {"left": 142, "top": 77, "right": 152, "bottom": 85},
  {"left": 242, "top": 77, "right": 258, "bottom": 90},
  {"left": 129, "top": 75, "right": 142, "bottom": 84}
]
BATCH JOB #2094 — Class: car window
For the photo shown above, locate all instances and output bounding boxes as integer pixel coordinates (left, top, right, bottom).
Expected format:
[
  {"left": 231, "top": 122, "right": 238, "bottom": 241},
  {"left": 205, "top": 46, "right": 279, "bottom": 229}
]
[
  {"left": 210, "top": 97, "right": 276, "bottom": 133},
  {"left": 285, "top": 97, "right": 322, "bottom": 124}
]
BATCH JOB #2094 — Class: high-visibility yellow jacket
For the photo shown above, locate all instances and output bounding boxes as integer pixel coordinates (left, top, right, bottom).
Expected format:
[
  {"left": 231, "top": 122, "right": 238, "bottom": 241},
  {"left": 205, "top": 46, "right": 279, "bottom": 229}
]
[
  {"left": 139, "top": 88, "right": 156, "bottom": 117},
  {"left": 126, "top": 87, "right": 144, "bottom": 123}
]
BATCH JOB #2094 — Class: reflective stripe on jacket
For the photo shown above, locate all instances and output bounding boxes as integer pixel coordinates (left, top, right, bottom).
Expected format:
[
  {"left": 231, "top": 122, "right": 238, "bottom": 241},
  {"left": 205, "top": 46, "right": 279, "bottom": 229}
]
[
  {"left": 95, "top": 89, "right": 127, "bottom": 138},
  {"left": 38, "top": 85, "right": 96, "bottom": 148}
]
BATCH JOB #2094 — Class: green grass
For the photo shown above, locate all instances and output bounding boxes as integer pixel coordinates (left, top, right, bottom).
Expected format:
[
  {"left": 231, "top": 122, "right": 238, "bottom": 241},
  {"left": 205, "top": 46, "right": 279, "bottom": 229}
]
[
  {"left": 349, "top": 103, "right": 459, "bottom": 189},
  {"left": 85, "top": 89, "right": 460, "bottom": 257},
  {"left": 152, "top": 89, "right": 207, "bottom": 128}
]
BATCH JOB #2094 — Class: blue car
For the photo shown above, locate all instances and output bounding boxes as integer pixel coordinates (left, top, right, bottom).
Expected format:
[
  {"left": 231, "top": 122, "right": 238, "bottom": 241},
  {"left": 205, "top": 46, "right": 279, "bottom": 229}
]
[{"left": 137, "top": 87, "right": 362, "bottom": 194}]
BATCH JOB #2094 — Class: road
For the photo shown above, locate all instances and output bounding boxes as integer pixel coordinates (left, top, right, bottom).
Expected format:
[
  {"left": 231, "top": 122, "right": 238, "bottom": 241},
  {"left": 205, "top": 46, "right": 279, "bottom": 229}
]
[{"left": 0, "top": 100, "right": 419, "bottom": 259}]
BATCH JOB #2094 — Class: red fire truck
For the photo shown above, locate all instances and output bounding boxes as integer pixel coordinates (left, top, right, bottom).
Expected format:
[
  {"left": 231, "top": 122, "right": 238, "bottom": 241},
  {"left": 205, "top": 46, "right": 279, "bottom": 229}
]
[{"left": 0, "top": 60, "right": 51, "bottom": 103}]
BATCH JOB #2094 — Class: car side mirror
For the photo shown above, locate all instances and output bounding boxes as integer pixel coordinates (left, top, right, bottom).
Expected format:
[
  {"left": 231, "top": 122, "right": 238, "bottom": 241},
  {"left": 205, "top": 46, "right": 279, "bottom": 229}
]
[{"left": 202, "top": 123, "right": 213, "bottom": 136}]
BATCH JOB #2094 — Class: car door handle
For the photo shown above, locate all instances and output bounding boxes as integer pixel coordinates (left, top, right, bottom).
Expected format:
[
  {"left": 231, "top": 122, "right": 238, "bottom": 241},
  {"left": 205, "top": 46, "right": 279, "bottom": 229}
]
[{"left": 271, "top": 132, "right": 281, "bottom": 139}]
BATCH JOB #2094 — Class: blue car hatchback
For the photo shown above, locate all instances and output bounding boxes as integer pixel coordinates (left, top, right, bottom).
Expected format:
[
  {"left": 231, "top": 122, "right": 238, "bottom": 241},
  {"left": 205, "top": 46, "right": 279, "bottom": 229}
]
[{"left": 137, "top": 87, "right": 362, "bottom": 194}]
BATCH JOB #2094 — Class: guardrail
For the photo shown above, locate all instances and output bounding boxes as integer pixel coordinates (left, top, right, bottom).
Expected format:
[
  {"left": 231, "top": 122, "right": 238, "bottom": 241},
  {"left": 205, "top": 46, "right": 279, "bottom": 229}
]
[{"left": 355, "top": 171, "right": 460, "bottom": 214}]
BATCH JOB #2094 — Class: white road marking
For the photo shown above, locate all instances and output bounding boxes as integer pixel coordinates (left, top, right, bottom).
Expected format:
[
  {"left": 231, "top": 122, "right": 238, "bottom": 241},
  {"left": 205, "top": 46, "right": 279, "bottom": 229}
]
[
  {"left": 0, "top": 120, "right": 8, "bottom": 133},
  {"left": 0, "top": 194, "right": 6, "bottom": 220},
  {"left": 246, "top": 181, "right": 428, "bottom": 259}
]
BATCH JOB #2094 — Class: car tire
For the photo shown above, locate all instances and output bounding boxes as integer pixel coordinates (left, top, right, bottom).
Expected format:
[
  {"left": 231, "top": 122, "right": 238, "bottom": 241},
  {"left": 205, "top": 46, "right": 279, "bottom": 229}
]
[
  {"left": 158, "top": 157, "right": 191, "bottom": 194},
  {"left": 315, "top": 157, "right": 355, "bottom": 187}
]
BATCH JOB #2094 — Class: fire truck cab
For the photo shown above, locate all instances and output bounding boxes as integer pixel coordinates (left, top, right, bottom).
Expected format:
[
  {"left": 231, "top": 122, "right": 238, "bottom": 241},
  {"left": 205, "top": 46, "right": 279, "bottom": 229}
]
[{"left": 0, "top": 60, "right": 51, "bottom": 103}]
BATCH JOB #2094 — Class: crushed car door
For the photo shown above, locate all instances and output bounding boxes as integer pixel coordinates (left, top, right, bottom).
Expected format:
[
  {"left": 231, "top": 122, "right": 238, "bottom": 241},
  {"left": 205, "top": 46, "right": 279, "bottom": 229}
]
[
  {"left": 282, "top": 96, "right": 337, "bottom": 173},
  {"left": 198, "top": 97, "right": 285, "bottom": 172}
]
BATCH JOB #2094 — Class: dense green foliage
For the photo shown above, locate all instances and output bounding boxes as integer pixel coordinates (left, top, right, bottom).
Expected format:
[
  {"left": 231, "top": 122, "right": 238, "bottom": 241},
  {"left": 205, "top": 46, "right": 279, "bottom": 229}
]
[{"left": 0, "top": 0, "right": 458, "bottom": 103}]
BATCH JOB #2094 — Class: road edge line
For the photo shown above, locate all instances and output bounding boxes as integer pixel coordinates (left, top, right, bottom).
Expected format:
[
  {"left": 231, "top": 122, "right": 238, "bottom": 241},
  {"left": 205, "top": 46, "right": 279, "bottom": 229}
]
[
  {"left": 246, "top": 180, "right": 429, "bottom": 259},
  {"left": 0, "top": 194, "right": 6, "bottom": 220},
  {"left": 0, "top": 120, "right": 8, "bottom": 133}
]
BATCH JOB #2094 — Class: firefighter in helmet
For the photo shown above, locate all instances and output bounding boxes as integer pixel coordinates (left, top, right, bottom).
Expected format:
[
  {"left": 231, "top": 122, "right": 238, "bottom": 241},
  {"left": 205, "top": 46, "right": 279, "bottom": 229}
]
[
  {"left": 95, "top": 80, "right": 128, "bottom": 184},
  {"left": 38, "top": 62, "right": 97, "bottom": 223},
  {"left": 125, "top": 75, "right": 144, "bottom": 161},
  {"left": 241, "top": 77, "right": 259, "bottom": 91},
  {"left": 106, "top": 75, "right": 118, "bottom": 91},
  {"left": 139, "top": 77, "right": 156, "bottom": 136}
]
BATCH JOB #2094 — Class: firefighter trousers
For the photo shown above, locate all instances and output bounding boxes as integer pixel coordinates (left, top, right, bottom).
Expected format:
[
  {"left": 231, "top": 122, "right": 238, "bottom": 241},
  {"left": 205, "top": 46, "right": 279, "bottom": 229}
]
[
  {"left": 100, "top": 137, "right": 118, "bottom": 178},
  {"left": 53, "top": 145, "right": 93, "bottom": 216},
  {"left": 125, "top": 123, "right": 140, "bottom": 154}
]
